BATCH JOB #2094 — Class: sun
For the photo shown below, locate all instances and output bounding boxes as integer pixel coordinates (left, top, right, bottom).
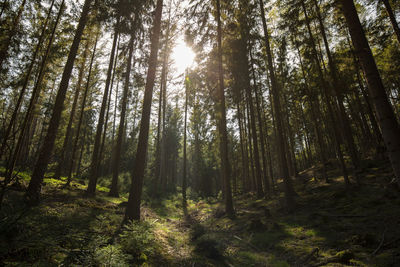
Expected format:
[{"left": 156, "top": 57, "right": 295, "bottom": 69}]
[{"left": 171, "top": 37, "right": 195, "bottom": 74}]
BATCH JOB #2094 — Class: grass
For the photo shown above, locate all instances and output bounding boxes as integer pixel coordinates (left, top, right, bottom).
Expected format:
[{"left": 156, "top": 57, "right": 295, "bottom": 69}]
[{"left": 0, "top": 160, "right": 399, "bottom": 266}]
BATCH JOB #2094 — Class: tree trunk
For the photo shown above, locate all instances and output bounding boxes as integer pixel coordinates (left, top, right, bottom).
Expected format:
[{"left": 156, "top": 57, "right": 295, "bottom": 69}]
[
  {"left": 215, "top": 0, "right": 234, "bottom": 217},
  {"left": 87, "top": 19, "right": 119, "bottom": 196},
  {"left": 236, "top": 101, "right": 249, "bottom": 193},
  {"left": 0, "top": 0, "right": 8, "bottom": 19},
  {"left": 340, "top": 0, "right": 400, "bottom": 186},
  {"left": 381, "top": 0, "right": 400, "bottom": 44},
  {"left": 124, "top": 0, "right": 164, "bottom": 221},
  {"left": 258, "top": 0, "right": 295, "bottom": 209},
  {"left": 0, "top": 0, "right": 56, "bottom": 160},
  {"left": 245, "top": 101, "right": 256, "bottom": 192},
  {"left": 300, "top": 2, "right": 352, "bottom": 186},
  {"left": 250, "top": 51, "right": 271, "bottom": 196},
  {"left": 66, "top": 35, "right": 98, "bottom": 186},
  {"left": 100, "top": 33, "right": 120, "bottom": 177},
  {"left": 311, "top": 0, "right": 362, "bottom": 179},
  {"left": 0, "top": 0, "right": 26, "bottom": 71},
  {"left": 108, "top": 36, "right": 134, "bottom": 198},
  {"left": 182, "top": 72, "right": 189, "bottom": 212},
  {"left": 25, "top": 0, "right": 93, "bottom": 204}
]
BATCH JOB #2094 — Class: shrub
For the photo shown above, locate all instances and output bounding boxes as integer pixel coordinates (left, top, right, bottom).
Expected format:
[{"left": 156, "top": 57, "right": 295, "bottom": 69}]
[{"left": 119, "top": 221, "right": 156, "bottom": 264}]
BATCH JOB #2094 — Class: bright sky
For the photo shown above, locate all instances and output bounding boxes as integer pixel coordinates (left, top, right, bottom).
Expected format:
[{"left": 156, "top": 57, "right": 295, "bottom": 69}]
[{"left": 171, "top": 36, "right": 196, "bottom": 75}]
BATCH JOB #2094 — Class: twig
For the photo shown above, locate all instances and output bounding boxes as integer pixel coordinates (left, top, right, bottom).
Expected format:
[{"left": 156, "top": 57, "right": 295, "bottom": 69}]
[
  {"left": 372, "top": 228, "right": 387, "bottom": 255},
  {"left": 234, "top": 235, "right": 260, "bottom": 252}
]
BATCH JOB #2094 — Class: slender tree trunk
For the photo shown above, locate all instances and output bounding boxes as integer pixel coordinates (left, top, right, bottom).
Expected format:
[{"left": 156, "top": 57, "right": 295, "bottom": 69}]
[
  {"left": 381, "top": 0, "right": 400, "bottom": 44},
  {"left": 0, "top": 0, "right": 26, "bottom": 71},
  {"left": 0, "top": 0, "right": 8, "bottom": 19},
  {"left": 300, "top": 3, "right": 351, "bottom": 186},
  {"left": 236, "top": 101, "right": 249, "bottom": 193},
  {"left": 250, "top": 51, "right": 271, "bottom": 196},
  {"left": 182, "top": 72, "right": 188, "bottom": 212},
  {"left": 87, "top": 19, "right": 119, "bottom": 195},
  {"left": 66, "top": 36, "right": 98, "bottom": 186},
  {"left": 156, "top": 7, "right": 171, "bottom": 195},
  {"left": 347, "top": 34, "right": 384, "bottom": 149},
  {"left": 54, "top": 24, "right": 89, "bottom": 181},
  {"left": 25, "top": 0, "right": 93, "bottom": 204},
  {"left": 340, "top": 0, "right": 400, "bottom": 186},
  {"left": 311, "top": 0, "right": 362, "bottom": 179},
  {"left": 258, "top": 0, "right": 295, "bottom": 209},
  {"left": 245, "top": 101, "right": 256, "bottom": 192},
  {"left": 0, "top": 0, "right": 56, "bottom": 160},
  {"left": 108, "top": 36, "right": 134, "bottom": 198},
  {"left": 124, "top": 0, "right": 164, "bottom": 221},
  {"left": 100, "top": 33, "right": 120, "bottom": 177},
  {"left": 2, "top": 0, "right": 62, "bottom": 184},
  {"left": 214, "top": 0, "right": 234, "bottom": 217}
]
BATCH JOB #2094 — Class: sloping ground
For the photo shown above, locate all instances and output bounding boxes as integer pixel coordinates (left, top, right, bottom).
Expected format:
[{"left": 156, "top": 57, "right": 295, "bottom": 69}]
[{"left": 0, "top": 160, "right": 399, "bottom": 266}]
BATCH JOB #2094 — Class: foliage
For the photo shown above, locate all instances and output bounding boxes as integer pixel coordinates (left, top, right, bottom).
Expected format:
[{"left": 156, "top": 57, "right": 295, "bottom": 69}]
[{"left": 119, "top": 220, "right": 157, "bottom": 264}]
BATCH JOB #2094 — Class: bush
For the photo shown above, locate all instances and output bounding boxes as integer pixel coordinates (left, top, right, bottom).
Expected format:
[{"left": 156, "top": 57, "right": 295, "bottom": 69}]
[
  {"left": 95, "top": 244, "right": 131, "bottom": 266},
  {"left": 119, "top": 221, "right": 156, "bottom": 264}
]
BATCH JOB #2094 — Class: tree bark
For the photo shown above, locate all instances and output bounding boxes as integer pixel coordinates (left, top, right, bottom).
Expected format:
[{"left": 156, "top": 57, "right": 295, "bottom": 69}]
[
  {"left": 215, "top": 0, "right": 234, "bottom": 217},
  {"left": 301, "top": 2, "right": 352, "bottom": 186},
  {"left": 381, "top": 0, "right": 400, "bottom": 44},
  {"left": 311, "top": 0, "right": 361, "bottom": 179},
  {"left": 258, "top": 0, "right": 295, "bottom": 209},
  {"left": 108, "top": 36, "right": 134, "bottom": 198},
  {"left": 25, "top": 0, "right": 93, "bottom": 204},
  {"left": 0, "top": 0, "right": 56, "bottom": 160},
  {"left": 87, "top": 19, "right": 119, "bottom": 196},
  {"left": 66, "top": 35, "right": 98, "bottom": 186},
  {"left": 182, "top": 72, "right": 189, "bottom": 212},
  {"left": 0, "top": 0, "right": 26, "bottom": 71},
  {"left": 124, "top": 0, "right": 164, "bottom": 221},
  {"left": 340, "top": 0, "right": 400, "bottom": 186}
]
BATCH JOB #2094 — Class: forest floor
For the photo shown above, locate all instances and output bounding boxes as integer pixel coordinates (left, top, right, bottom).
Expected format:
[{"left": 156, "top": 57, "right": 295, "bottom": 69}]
[{"left": 1, "top": 159, "right": 400, "bottom": 266}]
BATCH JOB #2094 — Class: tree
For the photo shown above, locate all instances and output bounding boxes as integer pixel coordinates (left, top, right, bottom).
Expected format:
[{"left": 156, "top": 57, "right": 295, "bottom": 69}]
[
  {"left": 87, "top": 18, "right": 120, "bottom": 196},
  {"left": 339, "top": 0, "right": 400, "bottom": 187},
  {"left": 25, "top": 0, "right": 93, "bottom": 204},
  {"left": 258, "top": 0, "right": 296, "bottom": 209},
  {"left": 215, "top": 0, "right": 234, "bottom": 217},
  {"left": 124, "top": 0, "right": 164, "bottom": 221}
]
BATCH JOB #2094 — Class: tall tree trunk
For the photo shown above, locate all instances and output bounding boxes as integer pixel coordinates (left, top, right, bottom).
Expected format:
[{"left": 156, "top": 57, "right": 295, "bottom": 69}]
[
  {"left": 124, "top": 0, "right": 164, "bottom": 221},
  {"left": 245, "top": 101, "right": 256, "bottom": 192},
  {"left": 258, "top": 0, "right": 295, "bottom": 209},
  {"left": 87, "top": 20, "right": 119, "bottom": 196},
  {"left": 340, "top": 0, "right": 400, "bottom": 186},
  {"left": 300, "top": 2, "right": 351, "bottom": 186},
  {"left": 236, "top": 101, "right": 249, "bottom": 193},
  {"left": 0, "top": 0, "right": 8, "bottom": 19},
  {"left": 2, "top": 0, "right": 62, "bottom": 185},
  {"left": 155, "top": 7, "right": 171, "bottom": 195},
  {"left": 215, "top": 0, "right": 234, "bottom": 217},
  {"left": 0, "top": 0, "right": 26, "bottom": 71},
  {"left": 0, "top": 0, "right": 56, "bottom": 160},
  {"left": 311, "top": 0, "right": 362, "bottom": 179},
  {"left": 25, "top": 0, "right": 93, "bottom": 204},
  {"left": 54, "top": 22, "right": 90, "bottom": 182},
  {"left": 108, "top": 36, "right": 134, "bottom": 198},
  {"left": 66, "top": 36, "right": 98, "bottom": 186},
  {"left": 182, "top": 72, "right": 189, "bottom": 212},
  {"left": 250, "top": 50, "right": 271, "bottom": 196},
  {"left": 381, "top": 0, "right": 400, "bottom": 44},
  {"left": 100, "top": 33, "right": 120, "bottom": 177}
]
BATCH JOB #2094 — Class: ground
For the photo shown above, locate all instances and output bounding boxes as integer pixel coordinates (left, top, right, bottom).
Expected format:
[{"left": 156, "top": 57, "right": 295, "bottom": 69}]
[{"left": 0, "top": 159, "right": 399, "bottom": 266}]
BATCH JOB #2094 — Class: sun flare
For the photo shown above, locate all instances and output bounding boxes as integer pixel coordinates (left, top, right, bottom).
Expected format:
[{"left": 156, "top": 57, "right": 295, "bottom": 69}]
[{"left": 171, "top": 37, "right": 195, "bottom": 74}]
